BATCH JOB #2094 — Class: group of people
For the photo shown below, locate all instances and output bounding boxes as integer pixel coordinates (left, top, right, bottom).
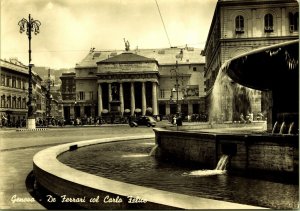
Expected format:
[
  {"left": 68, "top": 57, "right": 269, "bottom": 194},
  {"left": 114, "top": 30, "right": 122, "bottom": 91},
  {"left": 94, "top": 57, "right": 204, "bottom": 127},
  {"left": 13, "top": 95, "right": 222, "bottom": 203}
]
[
  {"left": 239, "top": 112, "right": 264, "bottom": 123},
  {"left": 1, "top": 115, "right": 26, "bottom": 128},
  {"left": 187, "top": 113, "right": 208, "bottom": 122},
  {"left": 168, "top": 113, "right": 208, "bottom": 125},
  {"left": 36, "top": 118, "right": 65, "bottom": 127}
]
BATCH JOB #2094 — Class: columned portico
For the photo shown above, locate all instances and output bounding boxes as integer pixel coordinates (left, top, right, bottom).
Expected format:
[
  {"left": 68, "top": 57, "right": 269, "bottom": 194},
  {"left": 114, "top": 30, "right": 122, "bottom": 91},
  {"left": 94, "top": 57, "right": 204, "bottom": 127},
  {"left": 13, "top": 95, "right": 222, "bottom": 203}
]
[{"left": 96, "top": 52, "right": 159, "bottom": 118}]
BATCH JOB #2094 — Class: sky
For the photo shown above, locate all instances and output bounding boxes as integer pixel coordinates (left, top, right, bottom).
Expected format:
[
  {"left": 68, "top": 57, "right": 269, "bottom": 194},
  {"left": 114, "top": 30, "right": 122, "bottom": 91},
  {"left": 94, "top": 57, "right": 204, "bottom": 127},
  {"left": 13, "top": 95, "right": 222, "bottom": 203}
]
[{"left": 1, "top": 0, "right": 217, "bottom": 69}]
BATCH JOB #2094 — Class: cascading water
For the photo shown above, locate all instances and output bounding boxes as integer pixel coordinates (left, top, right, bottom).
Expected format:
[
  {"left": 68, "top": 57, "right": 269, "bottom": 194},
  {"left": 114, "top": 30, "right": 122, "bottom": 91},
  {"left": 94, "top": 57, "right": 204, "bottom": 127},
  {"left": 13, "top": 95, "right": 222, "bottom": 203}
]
[
  {"left": 272, "top": 121, "right": 296, "bottom": 135},
  {"left": 185, "top": 155, "right": 229, "bottom": 176},
  {"left": 209, "top": 62, "right": 261, "bottom": 123},
  {"left": 215, "top": 154, "right": 229, "bottom": 170},
  {"left": 149, "top": 144, "right": 159, "bottom": 156}
]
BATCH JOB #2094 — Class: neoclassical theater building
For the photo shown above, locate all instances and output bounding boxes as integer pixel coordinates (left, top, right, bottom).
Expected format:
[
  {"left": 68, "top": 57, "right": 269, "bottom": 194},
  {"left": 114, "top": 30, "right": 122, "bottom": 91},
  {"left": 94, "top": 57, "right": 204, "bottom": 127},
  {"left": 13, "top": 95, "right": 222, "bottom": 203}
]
[{"left": 60, "top": 46, "right": 205, "bottom": 121}]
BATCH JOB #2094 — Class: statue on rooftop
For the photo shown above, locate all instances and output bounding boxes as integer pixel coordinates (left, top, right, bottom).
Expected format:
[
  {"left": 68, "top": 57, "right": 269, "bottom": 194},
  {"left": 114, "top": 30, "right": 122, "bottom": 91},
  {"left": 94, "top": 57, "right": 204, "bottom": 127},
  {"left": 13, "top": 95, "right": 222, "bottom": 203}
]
[{"left": 123, "top": 38, "right": 130, "bottom": 51}]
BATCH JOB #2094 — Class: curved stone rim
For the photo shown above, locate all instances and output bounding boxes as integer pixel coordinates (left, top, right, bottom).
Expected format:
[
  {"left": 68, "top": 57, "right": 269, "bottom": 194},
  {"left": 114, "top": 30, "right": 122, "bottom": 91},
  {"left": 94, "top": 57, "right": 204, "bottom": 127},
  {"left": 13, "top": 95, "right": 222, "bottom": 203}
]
[{"left": 33, "top": 135, "right": 266, "bottom": 209}]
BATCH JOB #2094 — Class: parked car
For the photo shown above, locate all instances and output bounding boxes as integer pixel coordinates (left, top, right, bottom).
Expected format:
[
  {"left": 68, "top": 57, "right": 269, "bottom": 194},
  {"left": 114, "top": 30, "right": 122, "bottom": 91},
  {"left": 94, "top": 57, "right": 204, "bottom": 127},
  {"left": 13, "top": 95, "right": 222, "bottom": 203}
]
[{"left": 129, "top": 116, "right": 156, "bottom": 127}]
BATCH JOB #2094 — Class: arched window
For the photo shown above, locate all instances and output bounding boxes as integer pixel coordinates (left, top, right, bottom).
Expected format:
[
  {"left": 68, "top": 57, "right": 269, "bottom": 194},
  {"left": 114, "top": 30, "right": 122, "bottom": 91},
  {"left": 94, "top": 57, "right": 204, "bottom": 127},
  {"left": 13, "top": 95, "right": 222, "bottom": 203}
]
[
  {"left": 295, "top": 12, "right": 299, "bottom": 31},
  {"left": 1, "top": 95, "right": 5, "bottom": 108},
  {"left": 22, "top": 98, "right": 26, "bottom": 109},
  {"left": 12, "top": 96, "right": 16, "bottom": 109},
  {"left": 235, "top": 15, "right": 244, "bottom": 33},
  {"left": 289, "top": 12, "right": 299, "bottom": 32},
  {"left": 264, "top": 14, "right": 273, "bottom": 32}
]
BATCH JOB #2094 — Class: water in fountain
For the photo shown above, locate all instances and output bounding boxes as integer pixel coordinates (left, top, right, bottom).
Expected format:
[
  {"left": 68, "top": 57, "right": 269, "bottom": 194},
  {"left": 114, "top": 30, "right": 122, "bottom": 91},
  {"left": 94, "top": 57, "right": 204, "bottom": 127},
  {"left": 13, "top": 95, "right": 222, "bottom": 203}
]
[
  {"left": 209, "top": 62, "right": 260, "bottom": 123},
  {"left": 185, "top": 155, "right": 229, "bottom": 176},
  {"left": 58, "top": 139, "right": 299, "bottom": 209}
]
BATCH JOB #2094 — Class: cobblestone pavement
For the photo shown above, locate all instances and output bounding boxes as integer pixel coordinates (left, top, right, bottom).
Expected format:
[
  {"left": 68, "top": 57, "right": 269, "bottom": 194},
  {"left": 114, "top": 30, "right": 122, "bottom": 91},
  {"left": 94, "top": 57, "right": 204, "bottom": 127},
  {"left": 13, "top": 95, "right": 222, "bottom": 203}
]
[{"left": 0, "top": 125, "right": 155, "bottom": 209}]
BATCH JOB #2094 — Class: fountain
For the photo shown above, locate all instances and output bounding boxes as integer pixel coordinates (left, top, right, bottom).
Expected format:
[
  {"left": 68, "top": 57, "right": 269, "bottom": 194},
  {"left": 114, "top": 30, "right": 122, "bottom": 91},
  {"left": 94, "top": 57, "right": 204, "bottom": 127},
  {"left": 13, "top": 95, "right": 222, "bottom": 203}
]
[
  {"left": 225, "top": 39, "right": 299, "bottom": 132},
  {"left": 31, "top": 40, "right": 298, "bottom": 210},
  {"left": 153, "top": 39, "right": 299, "bottom": 177}
]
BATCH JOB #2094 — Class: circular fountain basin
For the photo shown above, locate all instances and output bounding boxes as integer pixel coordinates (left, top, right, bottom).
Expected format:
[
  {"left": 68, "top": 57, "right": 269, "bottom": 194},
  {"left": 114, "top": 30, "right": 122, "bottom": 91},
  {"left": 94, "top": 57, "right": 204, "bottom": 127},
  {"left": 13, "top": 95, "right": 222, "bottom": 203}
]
[{"left": 33, "top": 135, "right": 266, "bottom": 209}]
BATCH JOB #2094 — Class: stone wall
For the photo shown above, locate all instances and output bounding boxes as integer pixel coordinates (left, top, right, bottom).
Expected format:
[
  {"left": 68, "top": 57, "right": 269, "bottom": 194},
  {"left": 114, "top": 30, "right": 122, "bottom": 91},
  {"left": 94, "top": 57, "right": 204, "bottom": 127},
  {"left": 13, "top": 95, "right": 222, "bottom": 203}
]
[
  {"left": 154, "top": 128, "right": 299, "bottom": 174},
  {"left": 156, "top": 131, "right": 217, "bottom": 167}
]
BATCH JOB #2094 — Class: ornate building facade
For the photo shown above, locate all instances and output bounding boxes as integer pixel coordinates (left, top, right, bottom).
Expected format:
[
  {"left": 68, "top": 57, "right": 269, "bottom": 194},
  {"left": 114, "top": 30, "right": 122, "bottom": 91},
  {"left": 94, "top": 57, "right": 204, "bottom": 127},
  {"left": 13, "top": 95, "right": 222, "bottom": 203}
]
[
  {"left": 0, "top": 58, "right": 46, "bottom": 126},
  {"left": 203, "top": 0, "right": 299, "bottom": 122},
  {"left": 60, "top": 47, "right": 205, "bottom": 121}
]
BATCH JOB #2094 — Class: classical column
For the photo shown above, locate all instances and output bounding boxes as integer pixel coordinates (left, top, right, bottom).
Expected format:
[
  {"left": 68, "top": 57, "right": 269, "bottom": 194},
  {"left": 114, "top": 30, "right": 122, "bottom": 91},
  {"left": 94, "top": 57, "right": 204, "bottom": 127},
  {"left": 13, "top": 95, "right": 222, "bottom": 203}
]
[
  {"left": 152, "top": 82, "right": 158, "bottom": 116},
  {"left": 142, "top": 82, "right": 146, "bottom": 115},
  {"left": 119, "top": 82, "right": 124, "bottom": 115},
  {"left": 166, "top": 103, "right": 170, "bottom": 115},
  {"left": 108, "top": 83, "right": 112, "bottom": 111},
  {"left": 70, "top": 104, "right": 75, "bottom": 118},
  {"left": 130, "top": 82, "right": 135, "bottom": 116},
  {"left": 98, "top": 83, "right": 103, "bottom": 116},
  {"left": 80, "top": 106, "right": 84, "bottom": 117}
]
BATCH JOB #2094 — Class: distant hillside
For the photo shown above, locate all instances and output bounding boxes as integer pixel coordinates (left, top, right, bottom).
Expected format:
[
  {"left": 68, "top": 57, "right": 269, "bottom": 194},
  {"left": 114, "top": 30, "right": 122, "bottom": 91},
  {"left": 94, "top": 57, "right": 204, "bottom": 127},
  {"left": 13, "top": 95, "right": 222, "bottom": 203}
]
[{"left": 32, "top": 67, "right": 75, "bottom": 83}]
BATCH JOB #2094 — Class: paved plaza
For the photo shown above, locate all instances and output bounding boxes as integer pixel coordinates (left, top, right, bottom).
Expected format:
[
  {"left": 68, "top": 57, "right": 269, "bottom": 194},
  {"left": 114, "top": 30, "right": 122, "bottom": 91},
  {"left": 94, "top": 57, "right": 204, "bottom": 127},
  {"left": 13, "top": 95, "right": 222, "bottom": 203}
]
[{"left": 0, "top": 125, "right": 156, "bottom": 209}]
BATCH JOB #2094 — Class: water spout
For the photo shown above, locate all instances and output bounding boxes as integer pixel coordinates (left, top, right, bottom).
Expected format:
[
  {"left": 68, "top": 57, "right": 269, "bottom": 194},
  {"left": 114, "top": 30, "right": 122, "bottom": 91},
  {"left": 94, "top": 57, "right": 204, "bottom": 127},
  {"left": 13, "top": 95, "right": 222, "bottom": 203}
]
[
  {"left": 279, "top": 122, "right": 287, "bottom": 134},
  {"left": 149, "top": 144, "right": 159, "bottom": 156},
  {"left": 215, "top": 155, "right": 229, "bottom": 170},
  {"left": 272, "top": 121, "right": 278, "bottom": 134},
  {"left": 185, "top": 154, "right": 229, "bottom": 176},
  {"left": 288, "top": 122, "right": 295, "bottom": 135}
]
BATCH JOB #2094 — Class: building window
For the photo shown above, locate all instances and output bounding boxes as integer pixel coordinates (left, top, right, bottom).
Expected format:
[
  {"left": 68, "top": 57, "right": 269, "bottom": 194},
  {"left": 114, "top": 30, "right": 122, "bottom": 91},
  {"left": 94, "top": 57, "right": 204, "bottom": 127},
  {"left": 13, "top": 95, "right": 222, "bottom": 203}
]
[
  {"left": 12, "top": 97, "right": 16, "bottom": 109},
  {"left": 289, "top": 12, "right": 299, "bottom": 32},
  {"left": 1, "top": 75, "right": 5, "bottom": 86},
  {"left": 160, "top": 89, "right": 165, "bottom": 98},
  {"left": 1, "top": 96, "right": 5, "bottom": 108},
  {"left": 12, "top": 77, "right": 16, "bottom": 88},
  {"left": 193, "top": 67, "right": 197, "bottom": 71},
  {"left": 6, "top": 76, "right": 10, "bottom": 87},
  {"left": 79, "top": 92, "right": 85, "bottom": 100},
  {"left": 235, "top": 15, "right": 244, "bottom": 33},
  {"left": 89, "top": 91, "right": 93, "bottom": 100},
  {"left": 22, "top": 80, "right": 26, "bottom": 90},
  {"left": 17, "top": 79, "right": 21, "bottom": 89},
  {"left": 17, "top": 97, "right": 21, "bottom": 109},
  {"left": 264, "top": 14, "right": 273, "bottom": 32},
  {"left": 22, "top": 98, "right": 26, "bottom": 109}
]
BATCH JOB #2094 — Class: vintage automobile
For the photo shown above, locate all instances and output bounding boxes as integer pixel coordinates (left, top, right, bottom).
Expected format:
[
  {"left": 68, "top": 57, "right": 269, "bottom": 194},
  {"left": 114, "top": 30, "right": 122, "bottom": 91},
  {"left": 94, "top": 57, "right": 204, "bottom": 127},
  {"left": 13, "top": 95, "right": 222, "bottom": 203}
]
[{"left": 129, "top": 116, "right": 156, "bottom": 127}]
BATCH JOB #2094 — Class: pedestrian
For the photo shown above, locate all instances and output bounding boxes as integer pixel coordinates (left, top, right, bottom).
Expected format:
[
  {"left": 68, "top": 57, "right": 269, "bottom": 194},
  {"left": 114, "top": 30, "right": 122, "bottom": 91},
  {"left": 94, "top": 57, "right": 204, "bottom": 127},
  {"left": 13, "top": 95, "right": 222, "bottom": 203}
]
[
  {"left": 240, "top": 113, "right": 246, "bottom": 123},
  {"left": 176, "top": 115, "right": 182, "bottom": 126}
]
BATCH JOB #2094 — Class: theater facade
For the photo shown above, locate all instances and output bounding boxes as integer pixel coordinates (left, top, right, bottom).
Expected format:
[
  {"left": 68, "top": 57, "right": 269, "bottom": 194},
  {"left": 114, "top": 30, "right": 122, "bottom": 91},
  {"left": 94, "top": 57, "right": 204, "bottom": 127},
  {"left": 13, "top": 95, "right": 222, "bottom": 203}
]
[{"left": 60, "top": 47, "right": 205, "bottom": 121}]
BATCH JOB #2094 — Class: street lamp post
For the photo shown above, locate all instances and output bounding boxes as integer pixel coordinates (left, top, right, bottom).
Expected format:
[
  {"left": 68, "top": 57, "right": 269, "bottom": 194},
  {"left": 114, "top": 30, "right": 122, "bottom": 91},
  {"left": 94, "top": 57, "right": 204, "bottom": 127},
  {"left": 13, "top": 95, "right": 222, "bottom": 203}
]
[
  {"left": 46, "top": 68, "right": 52, "bottom": 126},
  {"left": 18, "top": 14, "right": 41, "bottom": 129},
  {"left": 170, "top": 61, "right": 180, "bottom": 114},
  {"left": 170, "top": 61, "right": 182, "bottom": 130}
]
